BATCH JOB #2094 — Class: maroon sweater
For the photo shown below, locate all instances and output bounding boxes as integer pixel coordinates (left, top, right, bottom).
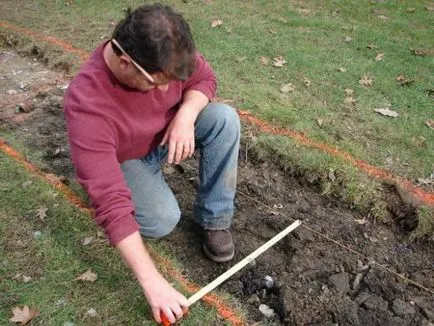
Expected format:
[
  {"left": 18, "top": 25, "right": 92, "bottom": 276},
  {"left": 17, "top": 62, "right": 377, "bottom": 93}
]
[{"left": 64, "top": 42, "right": 216, "bottom": 245}]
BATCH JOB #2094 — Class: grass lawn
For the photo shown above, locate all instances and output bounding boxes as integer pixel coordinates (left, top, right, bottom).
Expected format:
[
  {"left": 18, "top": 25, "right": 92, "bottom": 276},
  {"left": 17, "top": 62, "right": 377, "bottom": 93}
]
[
  {"left": 0, "top": 153, "right": 225, "bottom": 325},
  {"left": 0, "top": 0, "right": 432, "bottom": 223}
]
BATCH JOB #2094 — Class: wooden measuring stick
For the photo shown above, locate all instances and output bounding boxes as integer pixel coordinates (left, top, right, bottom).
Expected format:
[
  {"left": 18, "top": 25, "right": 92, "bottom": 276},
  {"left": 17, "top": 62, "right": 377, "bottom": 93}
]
[
  {"left": 188, "top": 219, "right": 301, "bottom": 305},
  {"left": 161, "top": 219, "right": 302, "bottom": 325}
]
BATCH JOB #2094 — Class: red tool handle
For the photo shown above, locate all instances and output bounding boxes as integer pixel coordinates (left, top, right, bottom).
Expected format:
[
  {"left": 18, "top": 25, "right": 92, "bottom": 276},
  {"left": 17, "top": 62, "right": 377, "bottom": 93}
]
[{"left": 160, "top": 307, "right": 189, "bottom": 325}]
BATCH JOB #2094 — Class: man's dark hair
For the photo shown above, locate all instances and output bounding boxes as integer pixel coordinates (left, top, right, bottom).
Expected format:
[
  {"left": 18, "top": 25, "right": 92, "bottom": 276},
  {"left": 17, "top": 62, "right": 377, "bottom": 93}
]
[{"left": 112, "top": 4, "right": 196, "bottom": 80}]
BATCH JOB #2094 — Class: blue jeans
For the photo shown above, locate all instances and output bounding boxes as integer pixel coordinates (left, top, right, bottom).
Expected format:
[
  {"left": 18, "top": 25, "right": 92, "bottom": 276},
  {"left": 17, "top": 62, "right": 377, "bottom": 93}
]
[{"left": 121, "top": 103, "right": 240, "bottom": 238}]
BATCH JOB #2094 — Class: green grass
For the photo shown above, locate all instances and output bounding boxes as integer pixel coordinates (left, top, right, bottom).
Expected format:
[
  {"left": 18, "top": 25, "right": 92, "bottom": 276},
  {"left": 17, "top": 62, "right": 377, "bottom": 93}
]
[{"left": 0, "top": 152, "right": 228, "bottom": 325}]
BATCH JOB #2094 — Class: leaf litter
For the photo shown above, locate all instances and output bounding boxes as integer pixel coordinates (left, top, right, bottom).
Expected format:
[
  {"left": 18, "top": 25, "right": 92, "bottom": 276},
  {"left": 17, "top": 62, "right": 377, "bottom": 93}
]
[
  {"left": 10, "top": 306, "right": 39, "bottom": 325},
  {"left": 272, "top": 56, "right": 287, "bottom": 67},
  {"left": 425, "top": 119, "right": 434, "bottom": 130},
  {"left": 280, "top": 83, "right": 295, "bottom": 93},
  {"left": 359, "top": 74, "right": 373, "bottom": 87},
  {"left": 211, "top": 19, "right": 223, "bottom": 28},
  {"left": 374, "top": 108, "right": 399, "bottom": 118},
  {"left": 396, "top": 74, "right": 414, "bottom": 86},
  {"left": 74, "top": 268, "right": 98, "bottom": 282},
  {"left": 36, "top": 206, "right": 48, "bottom": 221},
  {"left": 260, "top": 56, "right": 269, "bottom": 66},
  {"left": 375, "top": 53, "right": 385, "bottom": 61}
]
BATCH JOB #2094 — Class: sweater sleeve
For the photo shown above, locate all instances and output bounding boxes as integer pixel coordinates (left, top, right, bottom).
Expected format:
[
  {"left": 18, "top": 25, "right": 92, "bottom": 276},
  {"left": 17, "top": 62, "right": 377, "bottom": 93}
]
[
  {"left": 183, "top": 53, "right": 217, "bottom": 100},
  {"left": 65, "top": 107, "right": 139, "bottom": 245}
]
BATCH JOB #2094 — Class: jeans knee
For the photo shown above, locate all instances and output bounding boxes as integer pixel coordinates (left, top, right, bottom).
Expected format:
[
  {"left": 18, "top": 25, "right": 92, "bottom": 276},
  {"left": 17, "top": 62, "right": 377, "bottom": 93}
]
[
  {"left": 208, "top": 103, "right": 240, "bottom": 140},
  {"left": 136, "top": 207, "right": 181, "bottom": 239}
]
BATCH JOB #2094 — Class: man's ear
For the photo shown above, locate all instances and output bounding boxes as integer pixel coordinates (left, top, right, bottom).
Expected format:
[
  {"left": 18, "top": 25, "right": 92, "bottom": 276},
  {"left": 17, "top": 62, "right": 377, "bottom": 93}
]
[{"left": 119, "top": 56, "right": 130, "bottom": 70}]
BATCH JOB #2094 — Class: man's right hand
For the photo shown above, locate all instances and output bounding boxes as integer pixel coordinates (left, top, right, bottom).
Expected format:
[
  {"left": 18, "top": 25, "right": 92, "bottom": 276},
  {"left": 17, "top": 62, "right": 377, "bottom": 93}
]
[
  {"left": 116, "top": 231, "right": 189, "bottom": 324},
  {"left": 140, "top": 271, "right": 189, "bottom": 324}
]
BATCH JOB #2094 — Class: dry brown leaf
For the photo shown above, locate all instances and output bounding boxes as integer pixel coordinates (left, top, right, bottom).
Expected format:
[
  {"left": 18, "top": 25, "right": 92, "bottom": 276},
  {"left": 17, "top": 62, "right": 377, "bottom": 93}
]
[
  {"left": 272, "top": 56, "right": 287, "bottom": 67},
  {"left": 75, "top": 269, "right": 98, "bottom": 282},
  {"left": 367, "top": 43, "right": 377, "bottom": 50},
  {"left": 374, "top": 108, "right": 399, "bottom": 118},
  {"left": 260, "top": 56, "right": 269, "bottom": 66},
  {"left": 236, "top": 56, "right": 247, "bottom": 63},
  {"left": 417, "top": 177, "right": 433, "bottom": 185},
  {"left": 10, "top": 306, "right": 39, "bottom": 325},
  {"left": 280, "top": 83, "right": 295, "bottom": 93},
  {"left": 344, "top": 88, "right": 354, "bottom": 96},
  {"left": 375, "top": 53, "right": 385, "bottom": 61},
  {"left": 354, "top": 217, "right": 367, "bottom": 225},
  {"left": 359, "top": 74, "right": 373, "bottom": 87},
  {"left": 425, "top": 119, "right": 434, "bottom": 130},
  {"left": 395, "top": 74, "right": 414, "bottom": 86},
  {"left": 211, "top": 19, "right": 223, "bottom": 28},
  {"left": 425, "top": 5, "right": 434, "bottom": 11},
  {"left": 315, "top": 117, "right": 323, "bottom": 127},
  {"left": 22, "top": 180, "right": 33, "bottom": 188},
  {"left": 337, "top": 67, "right": 347, "bottom": 72},
  {"left": 344, "top": 97, "right": 357, "bottom": 105},
  {"left": 410, "top": 48, "right": 434, "bottom": 57},
  {"left": 344, "top": 36, "right": 352, "bottom": 42},
  {"left": 377, "top": 15, "right": 388, "bottom": 20},
  {"left": 303, "top": 77, "right": 311, "bottom": 86},
  {"left": 36, "top": 206, "right": 48, "bottom": 222},
  {"left": 268, "top": 29, "right": 277, "bottom": 35},
  {"left": 406, "top": 7, "right": 416, "bottom": 12},
  {"left": 328, "top": 169, "right": 336, "bottom": 181},
  {"left": 82, "top": 237, "right": 93, "bottom": 246}
]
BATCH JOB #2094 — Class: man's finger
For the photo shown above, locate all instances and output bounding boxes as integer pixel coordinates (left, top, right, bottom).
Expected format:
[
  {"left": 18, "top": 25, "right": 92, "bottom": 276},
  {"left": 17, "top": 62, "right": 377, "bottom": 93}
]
[
  {"left": 189, "top": 140, "right": 195, "bottom": 157},
  {"left": 160, "top": 131, "right": 169, "bottom": 146},
  {"left": 163, "top": 307, "right": 176, "bottom": 324},
  {"left": 152, "top": 307, "right": 162, "bottom": 323},
  {"left": 172, "top": 304, "right": 184, "bottom": 319},
  {"left": 174, "top": 142, "right": 184, "bottom": 164},
  {"left": 168, "top": 140, "right": 176, "bottom": 164}
]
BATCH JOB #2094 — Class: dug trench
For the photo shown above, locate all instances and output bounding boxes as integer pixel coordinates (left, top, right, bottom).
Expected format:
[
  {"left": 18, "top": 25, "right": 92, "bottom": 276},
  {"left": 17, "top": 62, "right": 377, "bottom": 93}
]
[{"left": 1, "top": 49, "right": 433, "bottom": 326}]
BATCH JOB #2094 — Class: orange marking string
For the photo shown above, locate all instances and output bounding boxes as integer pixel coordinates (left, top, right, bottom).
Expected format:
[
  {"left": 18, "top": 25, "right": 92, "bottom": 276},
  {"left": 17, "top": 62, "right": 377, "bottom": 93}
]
[
  {"left": 0, "top": 139, "right": 89, "bottom": 211},
  {"left": 0, "top": 21, "right": 89, "bottom": 62},
  {"left": 238, "top": 110, "right": 434, "bottom": 207}
]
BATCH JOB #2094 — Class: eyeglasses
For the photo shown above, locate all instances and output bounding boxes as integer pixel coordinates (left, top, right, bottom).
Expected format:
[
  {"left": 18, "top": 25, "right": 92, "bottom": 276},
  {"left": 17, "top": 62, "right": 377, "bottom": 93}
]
[{"left": 111, "top": 38, "right": 156, "bottom": 84}]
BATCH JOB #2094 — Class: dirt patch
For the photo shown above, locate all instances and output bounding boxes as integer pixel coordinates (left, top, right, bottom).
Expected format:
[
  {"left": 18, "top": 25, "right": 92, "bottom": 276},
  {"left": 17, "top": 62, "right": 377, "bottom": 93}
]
[{"left": 1, "top": 49, "right": 434, "bottom": 326}]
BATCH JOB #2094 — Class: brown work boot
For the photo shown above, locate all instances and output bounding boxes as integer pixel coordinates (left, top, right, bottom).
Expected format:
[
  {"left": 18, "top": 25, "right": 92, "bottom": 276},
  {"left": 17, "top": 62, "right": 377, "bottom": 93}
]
[{"left": 202, "top": 229, "right": 235, "bottom": 263}]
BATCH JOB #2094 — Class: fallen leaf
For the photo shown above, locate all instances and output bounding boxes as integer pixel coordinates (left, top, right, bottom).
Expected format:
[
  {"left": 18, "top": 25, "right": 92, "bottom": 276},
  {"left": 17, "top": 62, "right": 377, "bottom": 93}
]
[
  {"left": 315, "top": 117, "right": 323, "bottom": 127},
  {"left": 211, "top": 19, "right": 223, "bottom": 28},
  {"left": 276, "top": 16, "right": 287, "bottom": 23},
  {"left": 23, "top": 276, "right": 32, "bottom": 283},
  {"left": 354, "top": 217, "right": 367, "bottom": 225},
  {"left": 272, "top": 56, "right": 287, "bottom": 67},
  {"left": 75, "top": 269, "right": 97, "bottom": 282},
  {"left": 427, "top": 89, "right": 434, "bottom": 99},
  {"left": 375, "top": 53, "right": 385, "bottom": 61},
  {"left": 417, "top": 178, "right": 433, "bottom": 185},
  {"left": 22, "top": 181, "right": 33, "bottom": 188},
  {"left": 344, "top": 88, "right": 354, "bottom": 96},
  {"left": 359, "top": 74, "right": 373, "bottom": 87},
  {"left": 82, "top": 237, "right": 93, "bottom": 246},
  {"left": 377, "top": 15, "right": 388, "bottom": 20},
  {"left": 344, "top": 97, "right": 357, "bottom": 105},
  {"left": 367, "top": 43, "right": 377, "bottom": 50},
  {"left": 303, "top": 77, "right": 311, "bottom": 86},
  {"left": 86, "top": 308, "right": 99, "bottom": 317},
  {"left": 268, "top": 29, "right": 277, "bottom": 35},
  {"left": 260, "top": 56, "right": 269, "bottom": 66},
  {"left": 395, "top": 74, "right": 414, "bottom": 86},
  {"left": 425, "top": 119, "right": 434, "bottom": 129},
  {"left": 364, "top": 232, "right": 379, "bottom": 243},
  {"left": 410, "top": 48, "right": 434, "bottom": 57},
  {"left": 10, "top": 306, "right": 39, "bottom": 325},
  {"left": 280, "top": 83, "right": 295, "bottom": 93},
  {"left": 36, "top": 206, "right": 48, "bottom": 222},
  {"left": 344, "top": 36, "right": 352, "bottom": 42},
  {"left": 236, "top": 56, "right": 246, "bottom": 63},
  {"left": 425, "top": 5, "right": 434, "bottom": 11},
  {"left": 374, "top": 108, "right": 399, "bottom": 118},
  {"left": 406, "top": 7, "right": 416, "bottom": 12},
  {"left": 337, "top": 67, "right": 346, "bottom": 72},
  {"left": 328, "top": 169, "right": 336, "bottom": 181}
]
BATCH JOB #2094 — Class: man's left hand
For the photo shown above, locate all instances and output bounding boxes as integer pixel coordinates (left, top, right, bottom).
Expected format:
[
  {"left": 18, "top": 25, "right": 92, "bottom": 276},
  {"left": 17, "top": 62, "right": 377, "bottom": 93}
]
[{"left": 160, "top": 107, "right": 196, "bottom": 164}]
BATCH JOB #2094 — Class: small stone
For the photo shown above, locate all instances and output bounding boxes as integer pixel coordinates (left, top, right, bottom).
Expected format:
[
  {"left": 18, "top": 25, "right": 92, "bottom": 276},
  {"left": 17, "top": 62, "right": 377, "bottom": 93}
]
[
  {"left": 246, "top": 294, "right": 260, "bottom": 305},
  {"left": 392, "top": 299, "right": 416, "bottom": 316},
  {"left": 82, "top": 237, "right": 93, "bottom": 246},
  {"left": 86, "top": 308, "right": 98, "bottom": 317},
  {"left": 355, "top": 292, "right": 371, "bottom": 305},
  {"left": 263, "top": 275, "right": 274, "bottom": 289},
  {"left": 7, "top": 89, "right": 18, "bottom": 95},
  {"left": 18, "top": 82, "right": 26, "bottom": 90},
  {"left": 362, "top": 295, "right": 389, "bottom": 311},
  {"left": 259, "top": 304, "right": 275, "bottom": 318},
  {"left": 329, "top": 272, "right": 350, "bottom": 293},
  {"left": 352, "top": 273, "right": 363, "bottom": 290},
  {"left": 33, "top": 231, "right": 42, "bottom": 238}
]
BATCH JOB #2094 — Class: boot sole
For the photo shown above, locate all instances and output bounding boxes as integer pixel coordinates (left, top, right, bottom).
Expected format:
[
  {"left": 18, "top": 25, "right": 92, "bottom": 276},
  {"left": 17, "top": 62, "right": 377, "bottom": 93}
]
[{"left": 203, "top": 244, "right": 235, "bottom": 263}]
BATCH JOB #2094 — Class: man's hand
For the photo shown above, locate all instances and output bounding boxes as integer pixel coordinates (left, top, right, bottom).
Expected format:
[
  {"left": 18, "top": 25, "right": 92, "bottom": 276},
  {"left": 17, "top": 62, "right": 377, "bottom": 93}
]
[
  {"left": 160, "top": 106, "right": 196, "bottom": 164},
  {"left": 141, "top": 272, "right": 189, "bottom": 324},
  {"left": 160, "top": 90, "right": 210, "bottom": 164}
]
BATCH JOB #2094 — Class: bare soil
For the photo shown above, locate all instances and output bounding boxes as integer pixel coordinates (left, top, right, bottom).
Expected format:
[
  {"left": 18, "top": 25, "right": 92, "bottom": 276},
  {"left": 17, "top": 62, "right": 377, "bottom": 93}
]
[{"left": 1, "top": 49, "right": 433, "bottom": 326}]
